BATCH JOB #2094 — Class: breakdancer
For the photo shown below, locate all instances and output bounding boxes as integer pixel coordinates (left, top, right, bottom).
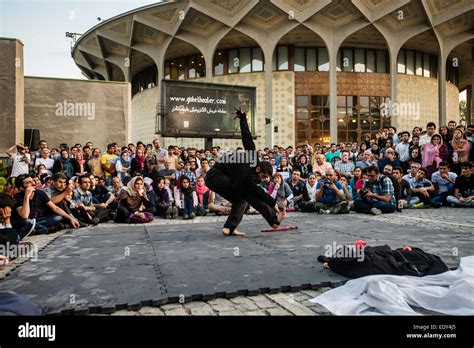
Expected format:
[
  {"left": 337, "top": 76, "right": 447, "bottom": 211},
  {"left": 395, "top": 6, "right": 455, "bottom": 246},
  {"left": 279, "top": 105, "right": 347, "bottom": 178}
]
[{"left": 205, "top": 107, "right": 286, "bottom": 236}]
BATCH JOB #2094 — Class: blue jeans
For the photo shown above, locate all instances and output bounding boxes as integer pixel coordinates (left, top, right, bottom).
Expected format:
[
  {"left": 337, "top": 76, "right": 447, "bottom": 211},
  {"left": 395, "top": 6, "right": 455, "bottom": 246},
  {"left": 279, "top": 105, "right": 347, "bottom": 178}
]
[
  {"left": 354, "top": 197, "right": 396, "bottom": 214},
  {"left": 181, "top": 198, "right": 195, "bottom": 215},
  {"left": 13, "top": 214, "right": 65, "bottom": 235}
]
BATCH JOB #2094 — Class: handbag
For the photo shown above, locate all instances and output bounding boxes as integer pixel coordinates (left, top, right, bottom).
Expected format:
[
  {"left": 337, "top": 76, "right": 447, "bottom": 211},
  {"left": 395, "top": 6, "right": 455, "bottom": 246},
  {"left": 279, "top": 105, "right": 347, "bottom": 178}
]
[{"left": 129, "top": 211, "right": 154, "bottom": 223}]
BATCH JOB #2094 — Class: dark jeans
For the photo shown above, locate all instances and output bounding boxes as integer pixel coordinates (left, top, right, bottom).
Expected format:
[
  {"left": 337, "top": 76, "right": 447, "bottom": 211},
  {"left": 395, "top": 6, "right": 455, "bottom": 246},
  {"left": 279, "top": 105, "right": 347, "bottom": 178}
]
[
  {"left": 13, "top": 214, "right": 65, "bottom": 235},
  {"left": 432, "top": 184, "right": 456, "bottom": 205},
  {"left": 206, "top": 168, "right": 278, "bottom": 233},
  {"left": 181, "top": 198, "right": 194, "bottom": 216},
  {"left": 353, "top": 197, "right": 396, "bottom": 214}
]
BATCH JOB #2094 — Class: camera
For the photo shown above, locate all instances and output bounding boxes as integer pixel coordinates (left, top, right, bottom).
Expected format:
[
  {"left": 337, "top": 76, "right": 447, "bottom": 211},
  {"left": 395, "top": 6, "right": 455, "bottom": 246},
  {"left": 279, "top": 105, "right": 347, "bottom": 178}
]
[{"left": 359, "top": 189, "right": 368, "bottom": 197}]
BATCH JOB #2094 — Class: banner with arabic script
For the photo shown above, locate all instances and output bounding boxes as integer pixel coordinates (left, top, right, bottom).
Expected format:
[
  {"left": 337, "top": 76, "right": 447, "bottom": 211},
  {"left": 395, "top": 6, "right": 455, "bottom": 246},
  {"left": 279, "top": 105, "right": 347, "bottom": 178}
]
[{"left": 161, "top": 80, "right": 256, "bottom": 138}]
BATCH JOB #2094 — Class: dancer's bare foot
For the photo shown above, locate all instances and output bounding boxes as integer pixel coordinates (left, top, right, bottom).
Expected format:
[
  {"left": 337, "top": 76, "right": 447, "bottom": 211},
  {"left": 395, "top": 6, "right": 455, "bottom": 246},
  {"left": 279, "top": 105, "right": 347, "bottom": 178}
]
[
  {"left": 272, "top": 210, "right": 286, "bottom": 229},
  {"left": 222, "top": 228, "right": 246, "bottom": 236}
]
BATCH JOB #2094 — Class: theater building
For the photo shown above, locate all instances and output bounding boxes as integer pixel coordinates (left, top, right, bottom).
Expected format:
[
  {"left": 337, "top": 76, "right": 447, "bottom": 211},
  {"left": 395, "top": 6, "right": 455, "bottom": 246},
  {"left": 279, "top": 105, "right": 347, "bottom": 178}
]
[{"left": 1, "top": 0, "right": 473, "bottom": 152}]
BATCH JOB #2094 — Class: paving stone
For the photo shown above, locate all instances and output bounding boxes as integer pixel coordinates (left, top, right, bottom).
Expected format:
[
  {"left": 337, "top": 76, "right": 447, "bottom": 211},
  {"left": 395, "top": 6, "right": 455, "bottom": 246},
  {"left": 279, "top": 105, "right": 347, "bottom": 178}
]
[
  {"left": 265, "top": 307, "right": 293, "bottom": 316},
  {"left": 230, "top": 297, "right": 259, "bottom": 311},
  {"left": 164, "top": 307, "right": 189, "bottom": 316},
  {"left": 265, "top": 293, "right": 316, "bottom": 316},
  {"left": 138, "top": 307, "right": 165, "bottom": 316},
  {"left": 189, "top": 304, "right": 216, "bottom": 316},
  {"left": 249, "top": 295, "right": 278, "bottom": 310},
  {"left": 242, "top": 310, "right": 267, "bottom": 316},
  {"left": 207, "top": 298, "right": 236, "bottom": 312},
  {"left": 160, "top": 303, "right": 185, "bottom": 311},
  {"left": 111, "top": 309, "right": 140, "bottom": 316}
]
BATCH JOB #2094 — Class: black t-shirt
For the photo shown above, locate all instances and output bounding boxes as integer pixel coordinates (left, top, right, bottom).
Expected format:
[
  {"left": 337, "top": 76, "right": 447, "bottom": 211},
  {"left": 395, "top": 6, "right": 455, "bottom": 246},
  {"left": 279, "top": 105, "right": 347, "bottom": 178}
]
[
  {"left": 12, "top": 189, "right": 51, "bottom": 222},
  {"left": 455, "top": 175, "right": 474, "bottom": 197},
  {"left": 91, "top": 185, "right": 108, "bottom": 199}
]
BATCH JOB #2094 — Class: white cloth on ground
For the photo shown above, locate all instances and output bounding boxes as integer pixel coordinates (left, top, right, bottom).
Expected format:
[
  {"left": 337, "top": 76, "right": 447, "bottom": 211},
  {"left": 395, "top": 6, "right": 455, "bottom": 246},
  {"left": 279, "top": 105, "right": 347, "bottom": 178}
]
[{"left": 310, "top": 256, "right": 474, "bottom": 315}]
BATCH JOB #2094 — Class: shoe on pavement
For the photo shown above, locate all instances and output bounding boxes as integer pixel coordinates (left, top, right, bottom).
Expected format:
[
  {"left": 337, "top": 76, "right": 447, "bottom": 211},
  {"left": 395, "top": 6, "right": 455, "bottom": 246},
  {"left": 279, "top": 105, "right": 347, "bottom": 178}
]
[{"left": 370, "top": 208, "right": 382, "bottom": 215}]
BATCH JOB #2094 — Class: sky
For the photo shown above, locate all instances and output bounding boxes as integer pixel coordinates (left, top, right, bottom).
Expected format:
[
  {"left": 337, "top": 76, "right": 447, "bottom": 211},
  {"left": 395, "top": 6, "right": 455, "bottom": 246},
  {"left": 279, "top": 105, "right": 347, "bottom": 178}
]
[{"left": 0, "top": 0, "right": 159, "bottom": 79}]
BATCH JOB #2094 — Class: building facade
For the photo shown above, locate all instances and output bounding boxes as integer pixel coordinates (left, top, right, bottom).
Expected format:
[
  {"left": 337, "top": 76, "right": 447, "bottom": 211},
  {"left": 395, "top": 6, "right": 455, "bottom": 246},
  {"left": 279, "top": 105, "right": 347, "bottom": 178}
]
[{"left": 71, "top": 0, "right": 474, "bottom": 149}]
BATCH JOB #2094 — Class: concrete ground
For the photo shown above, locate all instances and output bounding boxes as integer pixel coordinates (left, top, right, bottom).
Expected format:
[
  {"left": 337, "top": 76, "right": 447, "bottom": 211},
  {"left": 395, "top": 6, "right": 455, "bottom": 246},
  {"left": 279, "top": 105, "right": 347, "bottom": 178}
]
[{"left": 0, "top": 207, "right": 472, "bottom": 316}]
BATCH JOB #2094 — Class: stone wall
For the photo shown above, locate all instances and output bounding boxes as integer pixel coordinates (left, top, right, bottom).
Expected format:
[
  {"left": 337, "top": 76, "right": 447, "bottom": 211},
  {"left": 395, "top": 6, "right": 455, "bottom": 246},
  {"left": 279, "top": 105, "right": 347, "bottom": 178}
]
[{"left": 24, "top": 77, "right": 131, "bottom": 150}]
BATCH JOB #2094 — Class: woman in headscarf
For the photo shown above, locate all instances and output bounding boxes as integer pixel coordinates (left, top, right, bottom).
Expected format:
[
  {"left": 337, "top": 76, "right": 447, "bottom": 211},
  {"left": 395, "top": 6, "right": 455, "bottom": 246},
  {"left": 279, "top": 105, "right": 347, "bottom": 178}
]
[
  {"left": 300, "top": 173, "right": 318, "bottom": 212},
  {"left": 53, "top": 149, "right": 74, "bottom": 178},
  {"left": 174, "top": 175, "right": 197, "bottom": 220},
  {"left": 115, "top": 151, "right": 131, "bottom": 182},
  {"left": 153, "top": 176, "right": 178, "bottom": 219},
  {"left": 293, "top": 154, "right": 313, "bottom": 180},
  {"left": 422, "top": 134, "right": 448, "bottom": 179},
  {"left": 114, "top": 176, "right": 156, "bottom": 223},
  {"left": 408, "top": 145, "right": 422, "bottom": 167},
  {"left": 131, "top": 148, "right": 146, "bottom": 176},
  {"left": 71, "top": 151, "right": 90, "bottom": 176},
  {"left": 195, "top": 176, "right": 210, "bottom": 216}
]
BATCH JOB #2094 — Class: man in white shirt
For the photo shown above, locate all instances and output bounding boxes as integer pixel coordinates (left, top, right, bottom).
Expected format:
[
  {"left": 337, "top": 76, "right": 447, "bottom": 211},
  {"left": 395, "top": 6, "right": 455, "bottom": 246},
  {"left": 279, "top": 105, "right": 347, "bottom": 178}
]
[
  {"left": 431, "top": 161, "right": 457, "bottom": 205},
  {"left": 419, "top": 122, "right": 436, "bottom": 148},
  {"left": 6, "top": 144, "right": 31, "bottom": 178},
  {"left": 395, "top": 131, "right": 411, "bottom": 162},
  {"left": 34, "top": 148, "right": 54, "bottom": 175}
]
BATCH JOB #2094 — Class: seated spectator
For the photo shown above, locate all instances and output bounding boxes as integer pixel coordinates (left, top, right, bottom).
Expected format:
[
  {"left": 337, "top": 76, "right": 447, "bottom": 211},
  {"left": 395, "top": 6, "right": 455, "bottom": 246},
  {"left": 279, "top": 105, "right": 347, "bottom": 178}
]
[
  {"left": 338, "top": 174, "right": 353, "bottom": 202},
  {"left": 355, "top": 150, "right": 376, "bottom": 169},
  {"left": 377, "top": 148, "right": 401, "bottom": 172},
  {"left": 89, "top": 175, "right": 113, "bottom": 206},
  {"left": 408, "top": 146, "right": 422, "bottom": 167},
  {"left": 53, "top": 149, "right": 74, "bottom": 178},
  {"left": 334, "top": 150, "right": 354, "bottom": 177},
  {"left": 285, "top": 169, "right": 305, "bottom": 210},
  {"left": 314, "top": 169, "right": 348, "bottom": 214},
  {"left": 34, "top": 148, "right": 54, "bottom": 176},
  {"left": 313, "top": 154, "right": 332, "bottom": 177},
  {"left": 115, "top": 151, "right": 131, "bottom": 183},
  {"left": 44, "top": 172, "right": 75, "bottom": 214},
  {"left": 195, "top": 158, "right": 210, "bottom": 178},
  {"left": 431, "top": 161, "right": 457, "bottom": 205},
  {"left": 300, "top": 173, "right": 318, "bottom": 212},
  {"left": 114, "top": 176, "right": 155, "bottom": 223},
  {"left": 208, "top": 191, "right": 231, "bottom": 216},
  {"left": 276, "top": 157, "right": 292, "bottom": 182},
  {"left": 403, "top": 162, "right": 421, "bottom": 187},
  {"left": 71, "top": 151, "right": 90, "bottom": 177},
  {"left": 392, "top": 166, "right": 417, "bottom": 209},
  {"left": 195, "top": 176, "right": 210, "bottom": 216},
  {"left": 353, "top": 166, "right": 396, "bottom": 215},
  {"left": 72, "top": 175, "right": 112, "bottom": 225},
  {"left": 174, "top": 176, "right": 197, "bottom": 220},
  {"left": 153, "top": 176, "right": 178, "bottom": 219},
  {"left": 447, "top": 161, "right": 474, "bottom": 207},
  {"left": 355, "top": 167, "right": 369, "bottom": 196},
  {"left": 158, "top": 159, "right": 177, "bottom": 187},
  {"left": 12, "top": 174, "right": 80, "bottom": 236},
  {"left": 293, "top": 154, "right": 312, "bottom": 180},
  {"left": 131, "top": 148, "right": 146, "bottom": 177},
  {"left": 349, "top": 166, "right": 363, "bottom": 196},
  {"left": 422, "top": 134, "right": 448, "bottom": 179},
  {"left": 269, "top": 173, "right": 293, "bottom": 211},
  {"left": 451, "top": 129, "right": 470, "bottom": 174},
  {"left": 106, "top": 176, "right": 122, "bottom": 210},
  {"left": 408, "top": 167, "right": 442, "bottom": 208}
]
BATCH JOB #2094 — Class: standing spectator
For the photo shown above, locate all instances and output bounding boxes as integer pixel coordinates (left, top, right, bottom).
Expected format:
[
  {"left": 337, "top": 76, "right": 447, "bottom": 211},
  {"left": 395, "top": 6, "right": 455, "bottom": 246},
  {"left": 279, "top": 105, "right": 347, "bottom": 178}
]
[
  {"left": 293, "top": 154, "right": 312, "bottom": 180},
  {"left": 34, "top": 148, "right": 54, "bottom": 176},
  {"left": 158, "top": 159, "right": 177, "bottom": 187},
  {"left": 422, "top": 134, "right": 448, "bottom": 178},
  {"left": 152, "top": 139, "right": 168, "bottom": 172},
  {"left": 88, "top": 148, "right": 104, "bottom": 178},
  {"left": 101, "top": 144, "right": 118, "bottom": 186},
  {"left": 131, "top": 148, "right": 146, "bottom": 177},
  {"left": 419, "top": 122, "right": 436, "bottom": 148},
  {"left": 408, "top": 146, "right": 422, "bottom": 167},
  {"left": 450, "top": 129, "right": 470, "bottom": 174},
  {"left": 53, "top": 149, "right": 74, "bottom": 178},
  {"left": 353, "top": 166, "right": 396, "bottom": 215},
  {"left": 395, "top": 131, "right": 411, "bottom": 170},
  {"left": 6, "top": 144, "right": 31, "bottom": 178},
  {"left": 334, "top": 150, "right": 354, "bottom": 177},
  {"left": 115, "top": 151, "right": 131, "bottom": 183},
  {"left": 71, "top": 151, "right": 90, "bottom": 177},
  {"left": 447, "top": 161, "right": 474, "bottom": 208}
]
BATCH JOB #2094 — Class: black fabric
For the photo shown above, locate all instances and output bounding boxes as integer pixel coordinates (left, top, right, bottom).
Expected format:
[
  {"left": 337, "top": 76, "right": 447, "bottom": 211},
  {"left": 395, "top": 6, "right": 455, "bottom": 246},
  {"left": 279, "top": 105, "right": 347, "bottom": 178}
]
[
  {"left": 318, "top": 245, "right": 449, "bottom": 278},
  {"left": 0, "top": 228, "right": 18, "bottom": 246},
  {"left": 12, "top": 190, "right": 51, "bottom": 222},
  {"left": 454, "top": 174, "right": 474, "bottom": 198}
]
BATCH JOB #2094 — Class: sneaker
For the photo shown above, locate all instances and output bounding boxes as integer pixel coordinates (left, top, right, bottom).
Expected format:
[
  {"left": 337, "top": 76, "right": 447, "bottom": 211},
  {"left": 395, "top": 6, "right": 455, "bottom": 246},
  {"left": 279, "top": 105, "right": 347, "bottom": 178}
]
[
  {"left": 183, "top": 214, "right": 189, "bottom": 220},
  {"left": 92, "top": 218, "right": 100, "bottom": 225},
  {"left": 431, "top": 202, "right": 442, "bottom": 208},
  {"left": 413, "top": 203, "right": 425, "bottom": 209},
  {"left": 370, "top": 208, "right": 382, "bottom": 215},
  {"left": 0, "top": 223, "right": 4, "bottom": 229},
  {"left": 5, "top": 223, "right": 12, "bottom": 228},
  {"left": 189, "top": 213, "right": 196, "bottom": 219},
  {"left": 47, "top": 223, "right": 65, "bottom": 234},
  {"left": 20, "top": 219, "right": 36, "bottom": 238}
]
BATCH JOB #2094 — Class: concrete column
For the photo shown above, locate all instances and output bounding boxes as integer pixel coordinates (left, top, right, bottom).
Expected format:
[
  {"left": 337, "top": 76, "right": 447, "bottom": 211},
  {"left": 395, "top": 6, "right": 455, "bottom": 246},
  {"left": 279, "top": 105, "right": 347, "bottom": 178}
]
[
  {"left": 470, "top": 47, "right": 474, "bottom": 125},
  {"left": 438, "top": 51, "right": 447, "bottom": 126},
  {"left": 389, "top": 47, "right": 399, "bottom": 103},
  {"left": 0, "top": 39, "right": 24, "bottom": 155},
  {"left": 264, "top": 48, "right": 274, "bottom": 148},
  {"left": 329, "top": 45, "right": 337, "bottom": 144}
]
